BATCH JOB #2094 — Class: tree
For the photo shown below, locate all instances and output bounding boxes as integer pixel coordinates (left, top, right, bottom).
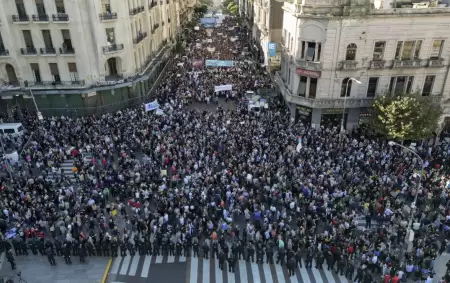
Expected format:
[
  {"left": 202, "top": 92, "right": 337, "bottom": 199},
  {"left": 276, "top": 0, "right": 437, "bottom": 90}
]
[
  {"left": 199, "top": 0, "right": 214, "bottom": 6},
  {"left": 226, "top": 2, "right": 239, "bottom": 14},
  {"left": 194, "top": 4, "right": 208, "bottom": 14},
  {"left": 365, "top": 93, "right": 442, "bottom": 141}
]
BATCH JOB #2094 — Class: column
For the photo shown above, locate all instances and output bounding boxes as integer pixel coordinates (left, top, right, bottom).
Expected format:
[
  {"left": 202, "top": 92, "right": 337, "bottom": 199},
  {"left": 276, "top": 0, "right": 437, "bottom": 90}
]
[{"left": 305, "top": 77, "right": 311, "bottom": 98}]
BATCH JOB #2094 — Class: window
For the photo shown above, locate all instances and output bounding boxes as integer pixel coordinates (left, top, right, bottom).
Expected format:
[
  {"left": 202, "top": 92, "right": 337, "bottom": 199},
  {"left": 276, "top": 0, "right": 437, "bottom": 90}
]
[
  {"left": 287, "top": 68, "right": 291, "bottom": 84},
  {"left": 22, "top": 30, "right": 34, "bottom": 47},
  {"left": 388, "top": 76, "right": 414, "bottom": 94},
  {"left": 68, "top": 63, "right": 78, "bottom": 81},
  {"left": 49, "top": 63, "right": 60, "bottom": 82},
  {"left": 106, "top": 28, "right": 115, "bottom": 43},
  {"left": 30, "top": 63, "right": 41, "bottom": 83},
  {"left": 430, "top": 40, "right": 444, "bottom": 59},
  {"left": 15, "top": 0, "right": 26, "bottom": 16},
  {"left": 4, "top": 129, "right": 14, "bottom": 134},
  {"left": 309, "top": 78, "right": 317, "bottom": 99},
  {"left": 345, "top": 43, "right": 357, "bottom": 61},
  {"left": 394, "top": 40, "right": 422, "bottom": 60},
  {"left": 35, "top": 0, "right": 46, "bottom": 15},
  {"left": 102, "top": 0, "right": 111, "bottom": 13},
  {"left": 366, "top": 77, "right": 379, "bottom": 97},
  {"left": 55, "top": 0, "right": 66, "bottom": 13},
  {"left": 422, "top": 75, "right": 435, "bottom": 96},
  {"left": 340, "top": 78, "right": 353, "bottom": 97},
  {"left": 372, "top": 41, "right": 386, "bottom": 61},
  {"left": 301, "top": 41, "right": 321, "bottom": 61},
  {"left": 0, "top": 32, "right": 5, "bottom": 50},
  {"left": 297, "top": 76, "right": 307, "bottom": 97},
  {"left": 42, "top": 30, "right": 53, "bottom": 48}
]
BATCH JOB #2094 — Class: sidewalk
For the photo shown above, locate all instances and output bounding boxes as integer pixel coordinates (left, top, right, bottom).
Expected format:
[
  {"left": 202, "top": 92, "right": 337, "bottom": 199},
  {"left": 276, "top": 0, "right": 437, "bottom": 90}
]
[{"left": 0, "top": 254, "right": 109, "bottom": 283}]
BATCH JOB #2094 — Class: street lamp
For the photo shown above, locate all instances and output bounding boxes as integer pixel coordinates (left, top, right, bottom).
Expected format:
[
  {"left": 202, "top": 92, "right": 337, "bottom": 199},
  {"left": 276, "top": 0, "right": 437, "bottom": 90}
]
[
  {"left": 388, "top": 140, "right": 424, "bottom": 264},
  {"left": 341, "top": 78, "right": 362, "bottom": 132}
]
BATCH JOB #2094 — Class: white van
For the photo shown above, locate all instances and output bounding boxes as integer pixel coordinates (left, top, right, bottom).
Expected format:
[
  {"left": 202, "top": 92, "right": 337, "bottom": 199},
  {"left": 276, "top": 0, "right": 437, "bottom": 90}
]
[{"left": 0, "top": 123, "right": 25, "bottom": 137}]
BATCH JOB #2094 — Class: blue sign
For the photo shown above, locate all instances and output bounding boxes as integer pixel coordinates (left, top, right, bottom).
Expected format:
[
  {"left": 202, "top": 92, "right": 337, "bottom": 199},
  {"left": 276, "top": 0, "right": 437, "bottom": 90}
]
[
  {"left": 268, "top": 42, "right": 277, "bottom": 57},
  {"left": 200, "top": 18, "right": 217, "bottom": 25},
  {"left": 205, "top": 60, "right": 235, "bottom": 67}
]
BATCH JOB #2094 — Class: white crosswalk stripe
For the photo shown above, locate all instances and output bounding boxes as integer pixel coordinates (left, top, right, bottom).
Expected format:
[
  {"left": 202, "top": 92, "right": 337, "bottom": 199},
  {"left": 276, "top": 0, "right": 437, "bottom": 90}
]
[
  {"left": 354, "top": 215, "right": 380, "bottom": 230},
  {"left": 46, "top": 159, "right": 77, "bottom": 183},
  {"left": 109, "top": 254, "right": 351, "bottom": 283}
]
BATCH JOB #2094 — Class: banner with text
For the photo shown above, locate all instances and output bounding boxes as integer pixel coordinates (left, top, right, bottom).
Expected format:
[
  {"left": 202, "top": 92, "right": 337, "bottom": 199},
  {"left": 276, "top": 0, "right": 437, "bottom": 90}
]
[
  {"left": 144, "top": 100, "right": 159, "bottom": 112},
  {"left": 200, "top": 18, "right": 217, "bottom": 25},
  {"left": 192, "top": 59, "right": 204, "bottom": 68},
  {"left": 205, "top": 60, "right": 234, "bottom": 67},
  {"left": 268, "top": 42, "right": 277, "bottom": 57},
  {"left": 215, "top": 84, "right": 233, "bottom": 92}
]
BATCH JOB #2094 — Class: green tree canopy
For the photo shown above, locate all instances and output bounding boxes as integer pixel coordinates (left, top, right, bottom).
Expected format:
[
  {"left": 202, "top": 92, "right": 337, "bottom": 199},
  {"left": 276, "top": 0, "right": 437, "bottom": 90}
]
[{"left": 366, "top": 93, "right": 442, "bottom": 141}]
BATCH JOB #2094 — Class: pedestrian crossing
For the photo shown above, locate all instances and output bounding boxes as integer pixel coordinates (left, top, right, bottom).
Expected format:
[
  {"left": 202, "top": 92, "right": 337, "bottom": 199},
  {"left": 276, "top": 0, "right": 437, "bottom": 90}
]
[
  {"left": 46, "top": 159, "right": 77, "bottom": 183},
  {"left": 354, "top": 215, "right": 381, "bottom": 230},
  {"left": 108, "top": 254, "right": 352, "bottom": 283}
]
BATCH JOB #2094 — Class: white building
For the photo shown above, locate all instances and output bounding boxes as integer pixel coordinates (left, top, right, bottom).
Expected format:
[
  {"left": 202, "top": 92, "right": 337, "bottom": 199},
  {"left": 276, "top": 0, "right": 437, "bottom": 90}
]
[
  {"left": 0, "top": 0, "right": 195, "bottom": 117},
  {"left": 274, "top": 0, "right": 450, "bottom": 132}
]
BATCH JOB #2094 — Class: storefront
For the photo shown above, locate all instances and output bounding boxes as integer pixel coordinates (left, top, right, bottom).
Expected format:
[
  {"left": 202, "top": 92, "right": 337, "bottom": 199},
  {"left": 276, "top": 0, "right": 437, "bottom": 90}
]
[
  {"left": 321, "top": 108, "right": 348, "bottom": 129},
  {"left": 295, "top": 105, "right": 312, "bottom": 126}
]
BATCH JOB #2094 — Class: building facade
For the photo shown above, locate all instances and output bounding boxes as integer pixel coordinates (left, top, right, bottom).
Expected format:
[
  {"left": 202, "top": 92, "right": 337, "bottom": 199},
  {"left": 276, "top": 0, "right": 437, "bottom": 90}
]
[
  {"left": 274, "top": 0, "right": 450, "bottom": 131},
  {"left": 0, "top": 0, "right": 195, "bottom": 118}
]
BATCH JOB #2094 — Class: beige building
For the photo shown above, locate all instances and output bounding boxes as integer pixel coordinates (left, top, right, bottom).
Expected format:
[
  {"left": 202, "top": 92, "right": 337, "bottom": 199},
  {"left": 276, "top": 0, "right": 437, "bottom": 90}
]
[
  {"left": 274, "top": 0, "right": 450, "bottom": 132},
  {"left": 0, "top": 0, "right": 195, "bottom": 117}
]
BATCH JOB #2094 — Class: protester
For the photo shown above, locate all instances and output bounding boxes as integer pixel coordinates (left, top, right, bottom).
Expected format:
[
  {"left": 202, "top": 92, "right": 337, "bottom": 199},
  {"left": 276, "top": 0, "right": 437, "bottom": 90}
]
[{"left": 0, "top": 14, "right": 449, "bottom": 283}]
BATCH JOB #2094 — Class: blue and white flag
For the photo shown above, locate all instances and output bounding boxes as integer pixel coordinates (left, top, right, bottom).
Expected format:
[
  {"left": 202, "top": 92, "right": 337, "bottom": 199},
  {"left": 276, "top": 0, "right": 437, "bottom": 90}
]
[{"left": 144, "top": 100, "right": 159, "bottom": 112}]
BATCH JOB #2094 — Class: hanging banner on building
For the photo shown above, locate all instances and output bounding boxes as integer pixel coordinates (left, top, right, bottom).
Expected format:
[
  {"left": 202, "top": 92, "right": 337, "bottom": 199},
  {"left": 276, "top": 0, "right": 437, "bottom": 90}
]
[
  {"left": 214, "top": 84, "right": 233, "bottom": 92},
  {"left": 205, "top": 60, "right": 234, "bottom": 67},
  {"left": 192, "top": 59, "right": 204, "bottom": 68},
  {"left": 144, "top": 100, "right": 159, "bottom": 112},
  {"left": 207, "top": 47, "right": 215, "bottom": 52},
  {"left": 296, "top": 68, "right": 321, "bottom": 78},
  {"left": 268, "top": 42, "right": 277, "bottom": 57}
]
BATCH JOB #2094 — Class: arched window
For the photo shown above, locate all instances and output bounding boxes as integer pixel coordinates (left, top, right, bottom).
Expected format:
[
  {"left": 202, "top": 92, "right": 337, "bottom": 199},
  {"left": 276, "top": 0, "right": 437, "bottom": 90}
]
[
  {"left": 340, "top": 78, "right": 352, "bottom": 97},
  {"left": 345, "top": 43, "right": 357, "bottom": 61}
]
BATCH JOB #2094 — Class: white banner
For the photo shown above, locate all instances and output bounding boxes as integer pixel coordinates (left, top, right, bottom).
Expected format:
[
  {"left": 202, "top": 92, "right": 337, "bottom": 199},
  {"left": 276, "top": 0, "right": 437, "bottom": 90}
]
[
  {"left": 194, "top": 26, "right": 200, "bottom": 30},
  {"left": 214, "top": 84, "right": 233, "bottom": 92},
  {"left": 207, "top": 47, "right": 215, "bottom": 52},
  {"left": 196, "top": 43, "right": 202, "bottom": 48},
  {"left": 230, "top": 37, "right": 238, "bottom": 42},
  {"left": 207, "top": 39, "right": 212, "bottom": 43},
  {"left": 144, "top": 100, "right": 159, "bottom": 112}
]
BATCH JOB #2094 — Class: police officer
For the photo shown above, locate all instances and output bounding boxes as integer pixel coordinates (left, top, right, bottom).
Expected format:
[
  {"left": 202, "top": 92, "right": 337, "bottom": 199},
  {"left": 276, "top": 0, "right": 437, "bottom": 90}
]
[
  {"left": 202, "top": 242, "right": 210, "bottom": 259},
  {"left": 345, "top": 261, "right": 355, "bottom": 279},
  {"left": 86, "top": 241, "right": 95, "bottom": 257},
  {"left": 120, "top": 241, "right": 127, "bottom": 256},
  {"left": 176, "top": 240, "right": 183, "bottom": 256},
  {"left": 237, "top": 241, "right": 244, "bottom": 260},
  {"left": 218, "top": 250, "right": 225, "bottom": 270},
  {"left": 184, "top": 239, "right": 191, "bottom": 257},
  {"left": 79, "top": 244, "right": 86, "bottom": 263},
  {"left": 63, "top": 244, "right": 72, "bottom": 265},
  {"left": 287, "top": 257, "right": 296, "bottom": 277},
  {"left": 212, "top": 241, "right": 219, "bottom": 259},
  {"left": 20, "top": 240, "right": 28, "bottom": 256},
  {"left": 192, "top": 238, "right": 199, "bottom": 257},
  {"left": 305, "top": 250, "right": 313, "bottom": 268},
  {"left": 295, "top": 250, "right": 303, "bottom": 268},
  {"left": 6, "top": 250, "right": 16, "bottom": 270},
  {"left": 127, "top": 242, "right": 135, "bottom": 256},
  {"left": 326, "top": 250, "right": 335, "bottom": 271},
  {"left": 55, "top": 239, "right": 63, "bottom": 257},
  {"left": 336, "top": 256, "right": 345, "bottom": 276},
  {"left": 46, "top": 247, "right": 57, "bottom": 266},
  {"left": 96, "top": 241, "right": 103, "bottom": 257},
  {"left": 246, "top": 242, "right": 255, "bottom": 263},
  {"left": 266, "top": 246, "right": 274, "bottom": 264},
  {"left": 145, "top": 239, "right": 153, "bottom": 256},
  {"left": 12, "top": 238, "right": 20, "bottom": 256},
  {"left": 111, "top": 240, "right": 118, "bottom": 257},
  {"left": 276, "top": 248, "right": 285, "bottom": 265},
  {"left": 316, "top": 251, "right": 324, "bottom": 269},
  {"left": 228, "top": 253, "right": 236, "bottom": 273},
  {"left": 256, "top": 247, "right": 264, "bottom": 264}
]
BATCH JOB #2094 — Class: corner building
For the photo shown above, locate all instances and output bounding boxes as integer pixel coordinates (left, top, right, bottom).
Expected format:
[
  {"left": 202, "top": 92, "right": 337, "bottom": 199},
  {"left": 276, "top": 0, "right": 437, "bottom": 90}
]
[
  {"left": 274, "top": 0, "right": 450, "bottom": 131},
  {"left": 0, "top": 0, "right": 195, "bottom": 118}
]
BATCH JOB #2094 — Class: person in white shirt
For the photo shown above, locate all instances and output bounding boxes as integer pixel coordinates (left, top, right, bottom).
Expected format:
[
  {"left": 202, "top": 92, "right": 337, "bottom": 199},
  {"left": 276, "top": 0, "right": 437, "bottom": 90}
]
[{"left": 425, "top": 275, "right": 433, "bottom": 283}]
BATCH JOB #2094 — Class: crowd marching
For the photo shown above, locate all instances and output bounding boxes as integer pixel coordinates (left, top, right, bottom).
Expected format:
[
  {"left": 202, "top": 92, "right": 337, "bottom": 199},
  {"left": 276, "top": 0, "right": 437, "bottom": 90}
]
[{"left": 0, "top": 13, "right": 450, "bottom": 283}]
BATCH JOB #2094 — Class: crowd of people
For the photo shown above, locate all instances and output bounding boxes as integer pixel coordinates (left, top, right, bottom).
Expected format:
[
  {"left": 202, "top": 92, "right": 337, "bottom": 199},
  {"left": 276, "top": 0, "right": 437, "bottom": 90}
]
[{"left": 0, "top": 13, "right": 450, "bottom": 283}]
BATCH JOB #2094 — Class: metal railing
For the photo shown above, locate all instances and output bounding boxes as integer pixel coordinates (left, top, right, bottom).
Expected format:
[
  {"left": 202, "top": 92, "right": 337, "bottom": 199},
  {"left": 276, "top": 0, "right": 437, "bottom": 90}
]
[
  {"left": 25, "top": 80, "right": 85, "bottom": 87},
  {"left": 32, "top": 14, "right": 49, "bottom": 21},
  {"left": 59, "top": 47, "right": 75, "bottom": 54},
  {"left": 40, "top": 47, "right": 56, "bottom": 55},
  {"left": 133, "top": 32, "right": 148, "bottom": 45},
  {"left": 99, "top": 12, "right": 117, "bottom": 20},
  {"left": 12, "top": 15, "right": 30, "bottom": 22},
  {"left": 20, "top": 47, "right": 37, "bottom": 55},
  {"left": 52, "top": 13, "right": 69, "bottom": 21},
  {"left": 130, "top": 6, "right": 145, "bottom": 15},
  {"left": 102, "top": 44, "right": 124, "bottom": 53},
  {"left": 0, "top": 49, "right": 9, "bottom": 56}
]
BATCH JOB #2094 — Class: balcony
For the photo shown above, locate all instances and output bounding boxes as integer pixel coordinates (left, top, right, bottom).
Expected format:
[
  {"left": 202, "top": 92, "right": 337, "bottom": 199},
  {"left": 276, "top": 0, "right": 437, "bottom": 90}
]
[
  {"left": 40, "top": 47, "right": 56, "bottom": 55},
  {"left": 162, "top": 21, "right": 165, "bottom": 27},
  {"left": 160, "top": 0, "right": 164, "bottom": 5},
  {"left": 392, "top": 59, "right": 423, "bottom": 68},
  {"left": 59, "top": 47, "right": 75, "bottom": 55},
  {"left": 12, "top": 15, "right": 30, "bottom": 23},
  {"left": 295, "top": 59, "right": 323, "bottom": 71},
  {"left": 370, "top": 60, "right": 386, "bottom": 69},
  {"left": 20, "top": 47, "right": 38, "bottom": 55},
  {"left": 274, "top": 72, "right": 374, "bottom": 109},
  {"left": 428, "top": 58, "right": 445, "bottom": 68},
  {"left": 166, "top": 0, "right": 170, "bottom": 4},
  {"left": 129, "top": 6, "right": 145, "bottom": 16},
  {"left": 150, "top": 1, "right": 158, "bottom": 8},
  {"left": 168, "top": 18, "right": 171, "bottom": 23},
  {"left": 26, "top": 80, "right": 86, "bottom": 88},
  {"left": 32, "top": 14, "right": 49, "bottom": 22},
  {"left": 52, "top": 13, "right": 69, "bottom": 22},
  {"left": 133, "top": 32, "right": 148, "bottom": 45},
  {"left": 99, "top": 12, "right": 118, "bottom": 21},
  {"left": 338, "top": 60, "right": 358, "bottom": 70},
  {"left": 102, "top": 43, "right": 124, "bottom": 54},
  {"left": 0, "top": 49, "right": 9, "bottom": 57}
]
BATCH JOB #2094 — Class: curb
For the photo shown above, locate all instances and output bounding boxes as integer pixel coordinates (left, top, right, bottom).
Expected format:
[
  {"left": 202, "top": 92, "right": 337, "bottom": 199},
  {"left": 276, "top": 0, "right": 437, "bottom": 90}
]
[{"left": 101, "top": 258, "right": 113, "bottom": 283}]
